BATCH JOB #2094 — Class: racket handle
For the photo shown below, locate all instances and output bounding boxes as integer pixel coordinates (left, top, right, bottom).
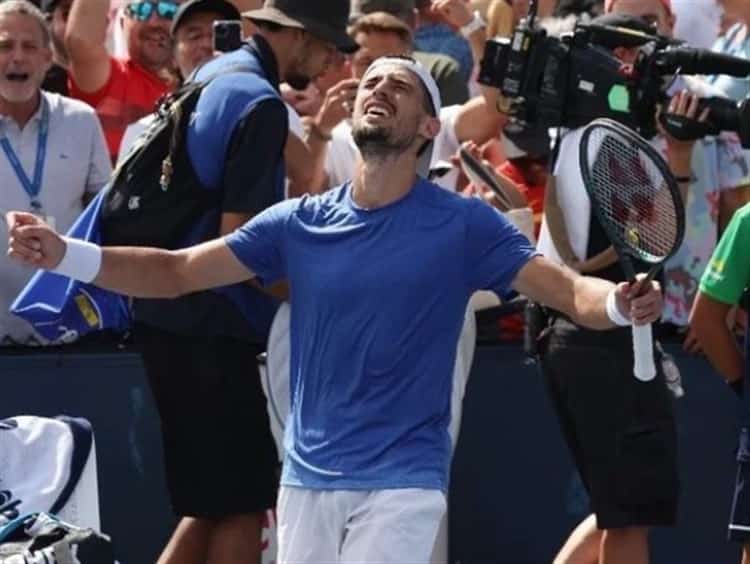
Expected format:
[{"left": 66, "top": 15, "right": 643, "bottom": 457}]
[{"left": 632, "top": 323, "right": 657, "bottom": 382}]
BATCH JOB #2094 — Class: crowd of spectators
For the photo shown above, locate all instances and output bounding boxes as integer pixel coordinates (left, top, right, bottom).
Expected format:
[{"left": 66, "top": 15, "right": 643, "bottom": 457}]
[
  {"left": 0, "top": 0, "right": 748, "bottom": 356},
  {"left": 3, "top": 0, "right": 750, "bottom": 561}
]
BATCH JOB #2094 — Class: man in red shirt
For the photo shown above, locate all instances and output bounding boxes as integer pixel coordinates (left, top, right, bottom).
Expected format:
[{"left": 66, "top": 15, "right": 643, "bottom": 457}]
[{"left": 64, "top": 0, "right": 177, "bottom": 159}]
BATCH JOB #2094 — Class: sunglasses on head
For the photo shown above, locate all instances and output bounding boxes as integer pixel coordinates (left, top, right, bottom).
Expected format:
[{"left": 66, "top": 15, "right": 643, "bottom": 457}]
[{"left": 125, "top": 0, "right": 178, "bottom": 21}]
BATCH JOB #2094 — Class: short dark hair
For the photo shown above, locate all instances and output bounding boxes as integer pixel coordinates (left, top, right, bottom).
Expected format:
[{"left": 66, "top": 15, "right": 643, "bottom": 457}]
[{"left": 348, "top": 11, "right": 412, "bottom": 45}]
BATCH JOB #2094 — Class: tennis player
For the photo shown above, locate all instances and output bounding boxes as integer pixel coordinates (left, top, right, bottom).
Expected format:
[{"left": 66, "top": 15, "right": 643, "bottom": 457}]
[
  {"left": 6, "top": 56, "right": 664, "bottom": 563},
  {"left": 691, "top": 202, "right": 750, "bottom": 564}
]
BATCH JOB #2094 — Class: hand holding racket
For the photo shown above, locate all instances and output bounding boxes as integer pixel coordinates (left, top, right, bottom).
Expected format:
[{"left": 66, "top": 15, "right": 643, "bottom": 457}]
[{"left": 579, "top": 118, "right": 685, "bottom": 381}]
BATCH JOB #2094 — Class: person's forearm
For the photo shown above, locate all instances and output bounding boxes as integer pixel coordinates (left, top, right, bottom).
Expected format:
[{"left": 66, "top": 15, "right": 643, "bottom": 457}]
[
  {"left": 304, "top": 121, "right": 334, "bottom": 193},
  {"left": 700, "top": 328, "right": 744, "bottom": 383},
  {"left": 691, "top": 296, "right": 745, "bottom": 382},
  {"left": 455, "top": 95, "right": 506, "bottom": 146},
  {"left": 64, "top": 0, "right": 111, "bottom": 91},
  {"left": 543, "top": 177, "right": 578, "bottom": 265},
  {"left": 515, "top": 258, "right": 620, "bottom": 330},
  {"left": 576, "top": 247, "right": 618, "bottom": 273},
  {"left": 65, "top": 0, "right": 108, "bottom": 54},
  {"left": 568, "top": 274, "right": 618, "bottom": 330},
  {"left": 466, "top": 28, "right": 486, "bottom": 69},
  {"left": 284, "top": 134, "right": 316, "bottom": 197},
  {"left": 92, "top": 246, "right": 188, "bottom": 299}
]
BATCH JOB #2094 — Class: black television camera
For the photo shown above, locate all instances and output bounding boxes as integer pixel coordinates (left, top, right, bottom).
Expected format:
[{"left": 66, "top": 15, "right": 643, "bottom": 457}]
[{"left": 478, "top": 0, "right": 750, "bottom": 146}]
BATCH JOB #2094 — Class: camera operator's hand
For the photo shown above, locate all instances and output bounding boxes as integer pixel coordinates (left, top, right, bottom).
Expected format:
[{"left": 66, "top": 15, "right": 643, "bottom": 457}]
[
  {"left": 658, "top": 90, "right": 710, "bottom": 169},
  {"left": 311, "top": 78, "right": 359, "bottom": 139}
]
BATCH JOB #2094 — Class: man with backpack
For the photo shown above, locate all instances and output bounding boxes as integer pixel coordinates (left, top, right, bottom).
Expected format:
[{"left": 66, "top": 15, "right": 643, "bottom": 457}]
[{"left": 99, "top": 1, "right": 354, "bottom": 563}]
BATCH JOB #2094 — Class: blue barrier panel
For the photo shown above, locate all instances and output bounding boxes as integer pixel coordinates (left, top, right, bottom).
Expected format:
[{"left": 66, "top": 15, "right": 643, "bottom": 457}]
[
  {"left": 0, "top": 348, "right": 175, "bottom": 563},
  {"left": 450, "top": 344, "right": 742, "bottom": 564},
  {"left": 0, "top": 344, "right": 744, "bottom": 563}
]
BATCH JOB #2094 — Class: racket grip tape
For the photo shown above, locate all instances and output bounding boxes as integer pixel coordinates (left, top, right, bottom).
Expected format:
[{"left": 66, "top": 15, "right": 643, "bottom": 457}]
[{"left": 632, "top": 323, "right": 657, "bottom": 382}]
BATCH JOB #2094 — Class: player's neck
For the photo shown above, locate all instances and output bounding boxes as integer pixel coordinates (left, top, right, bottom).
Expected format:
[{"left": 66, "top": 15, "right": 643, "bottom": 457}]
[
  {"left": 0, "top": 91, "right": 41, "bottom": 130},
  {"left": 352, "top": 154, "right": 418, "bottom": 209}
]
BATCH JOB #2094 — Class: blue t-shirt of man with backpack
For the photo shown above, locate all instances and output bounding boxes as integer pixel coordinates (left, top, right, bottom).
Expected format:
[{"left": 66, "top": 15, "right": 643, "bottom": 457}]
[{"left": 134, "top": 36, "right": 290, "bottom": 343}]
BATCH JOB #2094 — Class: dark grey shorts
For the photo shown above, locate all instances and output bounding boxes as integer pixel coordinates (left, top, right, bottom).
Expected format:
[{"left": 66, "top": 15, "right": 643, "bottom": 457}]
[
  {"left": 136, "top": 323, "right": 279, "bottom": 518},
  {"left": 540, "top": 318, "right": 680, "bottom": 529}
]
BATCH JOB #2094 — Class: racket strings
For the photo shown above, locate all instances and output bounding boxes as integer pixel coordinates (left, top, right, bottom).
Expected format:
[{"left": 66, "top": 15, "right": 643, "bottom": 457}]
[{"left": 586, "top": 131, "right": 680, "bottom": 261}]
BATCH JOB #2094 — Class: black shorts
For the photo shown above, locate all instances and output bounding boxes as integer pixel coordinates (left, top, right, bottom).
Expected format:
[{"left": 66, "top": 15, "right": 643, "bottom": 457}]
[
  {"left": 729, "top": 428, "right": 750, "bottom": 542},
  {"left": 135, "top": 324, "right": 279, "bottom": 518},
  {"left": 540, "top": 317, "right": 679, "bottom": 529}
]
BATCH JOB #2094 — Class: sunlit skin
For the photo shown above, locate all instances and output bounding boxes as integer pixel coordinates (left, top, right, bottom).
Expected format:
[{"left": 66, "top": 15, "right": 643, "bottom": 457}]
[
  {"left": 607, "top": 0, "right": 675, "bottom": 35},
  {"left": 351, "top": 64, "right": 437, "bottom": 161},
  {"left": 717, "top": 0, "right": 750, "bottom": 22},
  {"left": 122, "top": 1, "right": 176, "bottom": 72},
  {"left": 172, "top": 10, "right": 221, "bottom": 78}
]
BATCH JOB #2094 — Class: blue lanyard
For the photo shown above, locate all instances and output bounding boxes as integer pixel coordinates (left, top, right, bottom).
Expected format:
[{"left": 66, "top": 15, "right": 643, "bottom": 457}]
[{"left": 0, "top": 98, "right": 49, "bottom": 211}]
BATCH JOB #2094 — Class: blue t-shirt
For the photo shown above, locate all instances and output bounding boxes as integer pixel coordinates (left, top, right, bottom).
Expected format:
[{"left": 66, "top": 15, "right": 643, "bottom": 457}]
[{"left": 226, "top": 179, "right": 537, "bottom": 491}]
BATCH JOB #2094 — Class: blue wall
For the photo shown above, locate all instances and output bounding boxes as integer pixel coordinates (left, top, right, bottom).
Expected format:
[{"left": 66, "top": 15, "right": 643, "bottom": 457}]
[
  {"left": 0, "top": 344, "right": 743, "bottom": 563},
  {"left": 450, "top": 345, "right": 741, "bottom": 564}
]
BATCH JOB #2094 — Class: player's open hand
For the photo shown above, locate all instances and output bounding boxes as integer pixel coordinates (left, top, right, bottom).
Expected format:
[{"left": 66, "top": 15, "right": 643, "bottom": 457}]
[
  {"left": 6, "top": 211, "right": 66, "bottom": 270},
  {"left": 615, "top": 275, "right": 663, "bottom": 326}
]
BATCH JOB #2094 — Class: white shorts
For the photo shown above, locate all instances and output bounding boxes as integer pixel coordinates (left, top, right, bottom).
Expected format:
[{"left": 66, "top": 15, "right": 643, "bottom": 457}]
[
  {"left": 261, "top": 303, "right": 477, "bottom": 564},
  {"left": 277, "top": 486, "right": 447, "bottom": 564}
]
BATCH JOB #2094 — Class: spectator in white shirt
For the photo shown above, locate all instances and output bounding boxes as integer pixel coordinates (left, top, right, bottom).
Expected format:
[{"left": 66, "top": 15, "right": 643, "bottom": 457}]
[{"left": 0, "top": 0, "right": 111, "bottom": 345}]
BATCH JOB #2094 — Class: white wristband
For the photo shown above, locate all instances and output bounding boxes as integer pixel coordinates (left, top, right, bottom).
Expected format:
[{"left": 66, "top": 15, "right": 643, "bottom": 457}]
[
  {"left": 52, "top": 237, "right": 102, "bottom": 283},
  {"left": 460, "top": 10, "right": 486, "bottom": 38},
  {"left": 606, "top": 288, "right": 631, "bottom": 327}
]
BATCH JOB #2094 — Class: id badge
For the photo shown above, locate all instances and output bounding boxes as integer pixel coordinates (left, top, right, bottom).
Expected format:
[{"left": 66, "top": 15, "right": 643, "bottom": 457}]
[{"left": 44, "top": 215, "right": 56, "bottom": 230}]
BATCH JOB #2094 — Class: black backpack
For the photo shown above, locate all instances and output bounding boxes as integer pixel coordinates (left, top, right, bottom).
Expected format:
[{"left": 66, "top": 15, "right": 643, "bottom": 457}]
[{"left": 100, "top": 63, "right": 252, "bottom": 250}]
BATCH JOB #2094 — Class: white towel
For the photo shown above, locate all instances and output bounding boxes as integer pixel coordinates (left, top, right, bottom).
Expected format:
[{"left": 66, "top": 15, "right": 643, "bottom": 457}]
[{"left": 537, "top": 127, "right": 592, "bottom": 263}]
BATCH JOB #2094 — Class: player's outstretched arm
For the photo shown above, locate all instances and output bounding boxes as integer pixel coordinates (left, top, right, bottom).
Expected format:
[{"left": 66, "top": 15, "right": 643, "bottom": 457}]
[
  {"left": 512, "top": 256, "right": 663, "bottom": 330},
  {"left": 6, "top": 212, "right": 255, "bottom": 299}
]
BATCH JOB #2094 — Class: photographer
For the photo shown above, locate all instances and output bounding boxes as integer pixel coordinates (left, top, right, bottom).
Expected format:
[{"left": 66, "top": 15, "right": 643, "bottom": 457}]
[
  {"left": 534, "top": 12, "right": 717, "bottom": 564},
  {"left": 604, "top": 0, "right": 750, "bottom": 345}
]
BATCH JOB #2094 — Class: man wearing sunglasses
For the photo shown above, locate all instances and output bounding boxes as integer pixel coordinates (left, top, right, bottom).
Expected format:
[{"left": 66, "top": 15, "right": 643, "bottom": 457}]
[{"left": 64, "top": 0, "right": 178, "bottom": 161}]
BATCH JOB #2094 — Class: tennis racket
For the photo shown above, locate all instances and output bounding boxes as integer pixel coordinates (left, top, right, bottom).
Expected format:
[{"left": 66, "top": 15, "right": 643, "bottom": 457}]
[{"left": 579, "top": 118, "right": 685, "bottom": 382}]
